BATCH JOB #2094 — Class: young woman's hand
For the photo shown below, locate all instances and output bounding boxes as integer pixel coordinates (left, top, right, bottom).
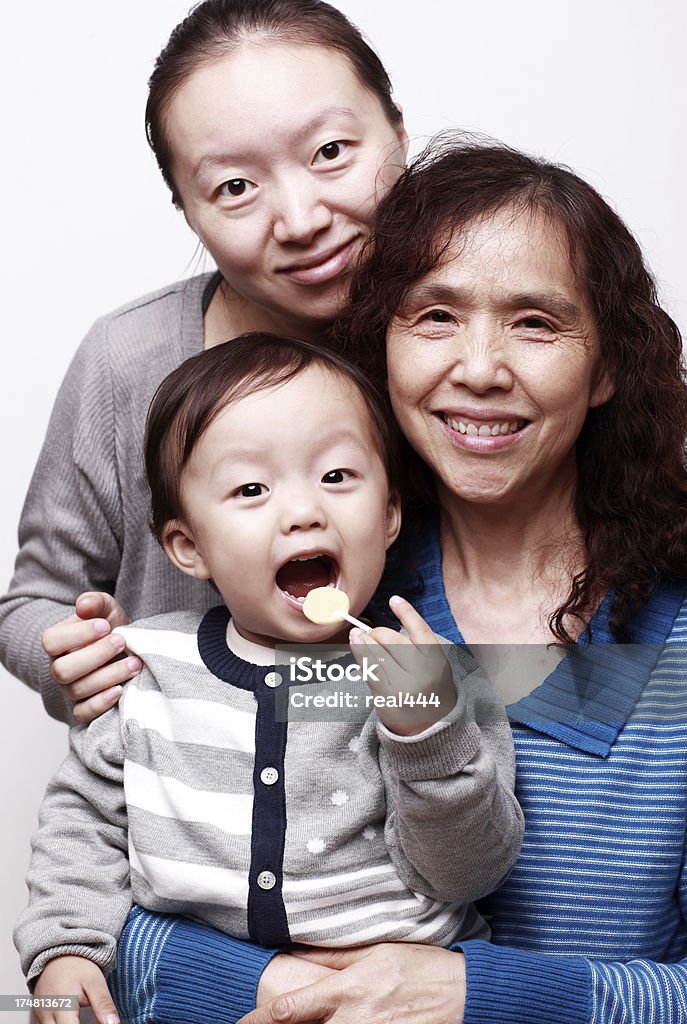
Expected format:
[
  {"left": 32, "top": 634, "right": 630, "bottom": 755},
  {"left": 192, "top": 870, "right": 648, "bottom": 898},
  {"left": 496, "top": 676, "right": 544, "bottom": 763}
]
[
  {"left": 32, "top": 954, "right": 119, "bottom": 1024},
  {"left": 350, "top": 595, "right": 456, "bottom": 735},
  {"left": 240, "top": 944, "right": 466, "bottom": 1024},
  {"left": 41, "top": 592, "right": 140, "bottom": 724}
]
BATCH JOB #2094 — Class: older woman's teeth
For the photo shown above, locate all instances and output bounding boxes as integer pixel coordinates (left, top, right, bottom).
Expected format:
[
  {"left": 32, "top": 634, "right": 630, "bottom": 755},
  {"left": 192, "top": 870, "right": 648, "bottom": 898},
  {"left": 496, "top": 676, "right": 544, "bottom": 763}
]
[{"left": 444, "top": 416, "right": 522, "bottom": 435}]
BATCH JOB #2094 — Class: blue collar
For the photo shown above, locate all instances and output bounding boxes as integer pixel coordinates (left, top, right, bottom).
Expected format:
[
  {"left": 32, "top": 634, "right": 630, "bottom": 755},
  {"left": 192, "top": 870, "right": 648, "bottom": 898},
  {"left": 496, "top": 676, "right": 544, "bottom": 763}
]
[{"left": 413, "top": 518, "right": 687, "bottom": 757}]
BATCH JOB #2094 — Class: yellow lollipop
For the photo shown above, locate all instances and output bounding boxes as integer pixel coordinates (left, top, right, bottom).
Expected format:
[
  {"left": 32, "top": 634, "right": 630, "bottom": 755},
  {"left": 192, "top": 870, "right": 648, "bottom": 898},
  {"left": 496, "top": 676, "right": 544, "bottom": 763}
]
[{"left": 302, "top": 587, "right": 372, "bottom": 632}]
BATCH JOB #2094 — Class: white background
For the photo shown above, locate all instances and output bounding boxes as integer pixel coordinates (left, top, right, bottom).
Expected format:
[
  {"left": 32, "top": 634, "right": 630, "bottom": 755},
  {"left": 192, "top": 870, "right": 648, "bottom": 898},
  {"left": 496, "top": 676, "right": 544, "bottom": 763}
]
[{"left": 1, "top": 0, "right": 685, "bottom": 1007}]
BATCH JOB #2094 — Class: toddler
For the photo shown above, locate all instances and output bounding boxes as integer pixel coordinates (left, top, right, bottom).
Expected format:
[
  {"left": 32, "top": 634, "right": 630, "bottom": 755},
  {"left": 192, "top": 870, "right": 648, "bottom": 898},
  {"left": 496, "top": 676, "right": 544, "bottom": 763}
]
[{"left": 15, "top": 335, "right": 523, "bottom": 1024}]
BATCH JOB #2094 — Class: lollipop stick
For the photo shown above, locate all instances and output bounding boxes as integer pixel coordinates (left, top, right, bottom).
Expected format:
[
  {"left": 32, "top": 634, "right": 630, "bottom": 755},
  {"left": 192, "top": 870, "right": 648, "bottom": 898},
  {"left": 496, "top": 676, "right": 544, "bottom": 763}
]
[{"left": 341, "top": 611, "right": 373, "bottom": 633}]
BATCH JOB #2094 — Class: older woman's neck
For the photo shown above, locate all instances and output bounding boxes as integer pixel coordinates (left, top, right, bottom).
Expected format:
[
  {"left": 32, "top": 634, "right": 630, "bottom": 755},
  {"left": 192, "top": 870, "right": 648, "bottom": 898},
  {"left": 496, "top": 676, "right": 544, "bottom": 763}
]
[{"left": 437, "top": 481, "right": 586, "bottom": 644}]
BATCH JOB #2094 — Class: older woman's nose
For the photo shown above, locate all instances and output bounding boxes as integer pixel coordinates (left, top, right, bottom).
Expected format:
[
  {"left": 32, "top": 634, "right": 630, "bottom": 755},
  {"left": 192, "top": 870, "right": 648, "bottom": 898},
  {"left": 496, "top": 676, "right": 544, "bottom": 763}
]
[
  {"left": 272, "top": 179, "right": 334, "bottom": 245},
  {"left": 447, "top": 325, "right": 514, "bottom": 393}
]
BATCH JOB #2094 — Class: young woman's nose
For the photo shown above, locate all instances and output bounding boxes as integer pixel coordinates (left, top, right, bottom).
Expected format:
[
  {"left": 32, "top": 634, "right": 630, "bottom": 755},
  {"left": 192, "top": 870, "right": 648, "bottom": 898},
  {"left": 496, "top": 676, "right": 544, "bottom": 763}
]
[
  {"left": 272, "top": 176, "right": 334, "bottom": 245},
  {"left": 446, "top": 321, "right": 514, "bottom": 394}
]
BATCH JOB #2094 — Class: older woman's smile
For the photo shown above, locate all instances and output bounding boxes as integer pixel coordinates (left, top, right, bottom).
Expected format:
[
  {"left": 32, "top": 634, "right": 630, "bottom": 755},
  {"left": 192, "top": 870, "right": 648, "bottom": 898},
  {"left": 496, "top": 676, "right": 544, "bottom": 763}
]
[{"left": 437, "top": 411, "right": 529, "bottom": 448}]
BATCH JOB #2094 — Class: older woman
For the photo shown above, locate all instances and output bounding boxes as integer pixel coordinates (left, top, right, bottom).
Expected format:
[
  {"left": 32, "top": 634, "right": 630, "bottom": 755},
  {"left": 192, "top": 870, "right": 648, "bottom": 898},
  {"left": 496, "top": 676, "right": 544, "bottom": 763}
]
[{"left": 240, "top": 140, "right": 687, "bottom": 1023}]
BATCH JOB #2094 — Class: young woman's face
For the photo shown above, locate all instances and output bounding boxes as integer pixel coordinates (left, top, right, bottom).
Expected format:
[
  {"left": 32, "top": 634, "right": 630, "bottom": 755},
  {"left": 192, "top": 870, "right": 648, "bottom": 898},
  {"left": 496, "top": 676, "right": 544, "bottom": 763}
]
[
  {"left": 167, "top": 42, "right": 407, "bottom": 339},
  {"left": 386, "top": 207, "right": 614, "bottom": 511}
]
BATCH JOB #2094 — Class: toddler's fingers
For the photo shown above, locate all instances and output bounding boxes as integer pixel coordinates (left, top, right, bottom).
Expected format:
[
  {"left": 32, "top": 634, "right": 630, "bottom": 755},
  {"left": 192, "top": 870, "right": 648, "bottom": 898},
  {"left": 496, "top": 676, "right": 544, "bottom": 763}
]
[{"left": 388, "top": 595, "right": 438, "bottom": 646}]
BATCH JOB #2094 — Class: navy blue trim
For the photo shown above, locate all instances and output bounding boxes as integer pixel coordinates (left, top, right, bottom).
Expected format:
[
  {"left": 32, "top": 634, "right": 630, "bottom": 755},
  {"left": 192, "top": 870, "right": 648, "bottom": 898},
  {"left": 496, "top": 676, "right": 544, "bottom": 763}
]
[
  {"left": 196, "top": 608, "right": 358, "bottom": 945},
  {"left": 197, "top": 606, "right": 290, "bottom": 944},
  {"left": 248, "top": 683, "right": 290, "bottom": 946}
]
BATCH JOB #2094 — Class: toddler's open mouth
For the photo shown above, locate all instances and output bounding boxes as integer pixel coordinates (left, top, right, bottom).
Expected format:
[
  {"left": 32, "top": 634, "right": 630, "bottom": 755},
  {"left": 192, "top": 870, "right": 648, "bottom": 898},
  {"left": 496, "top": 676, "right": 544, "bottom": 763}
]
[{"left": 276, "top": 553, "right": 340, "bottom": 605}]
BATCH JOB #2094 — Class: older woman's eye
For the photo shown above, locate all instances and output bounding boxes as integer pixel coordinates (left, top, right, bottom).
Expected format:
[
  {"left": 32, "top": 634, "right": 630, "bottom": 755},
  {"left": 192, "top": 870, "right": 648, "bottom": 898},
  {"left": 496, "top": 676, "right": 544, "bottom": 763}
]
[
  {"left": 236, "top": 482, "right": 268, "bottom": 498},
  {"left": 518, "top": 316, "right": 554, "bottom": 331},
  {"left": 425, "top": 310, "right": 455, "bottom": 323},
  {"left": 219, "top": 178, "right": 256, "bottom": 199},
  {"left": 314, "top": 141, "right": 348, "bottom": 164}
]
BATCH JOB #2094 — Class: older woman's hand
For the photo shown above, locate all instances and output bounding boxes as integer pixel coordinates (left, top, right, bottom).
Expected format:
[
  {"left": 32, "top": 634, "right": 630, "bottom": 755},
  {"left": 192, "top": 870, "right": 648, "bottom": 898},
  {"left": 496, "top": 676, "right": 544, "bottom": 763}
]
[{"left": 241, "top": 944, "right": 465, "bottom": 1024}]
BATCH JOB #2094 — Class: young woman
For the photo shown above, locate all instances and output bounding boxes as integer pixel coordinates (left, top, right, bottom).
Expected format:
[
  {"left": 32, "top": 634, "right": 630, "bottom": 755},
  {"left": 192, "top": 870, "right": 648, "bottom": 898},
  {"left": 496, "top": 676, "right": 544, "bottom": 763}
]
[{"left": 0, "top": 0, "right": 407, "bottom": 725}]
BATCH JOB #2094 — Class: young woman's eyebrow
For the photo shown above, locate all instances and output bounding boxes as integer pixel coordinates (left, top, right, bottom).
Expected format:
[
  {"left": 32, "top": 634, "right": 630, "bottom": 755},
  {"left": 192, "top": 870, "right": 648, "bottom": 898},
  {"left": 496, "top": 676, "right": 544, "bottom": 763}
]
[{"left": 191, "top": 107, "right": 359, "bottom": 180}]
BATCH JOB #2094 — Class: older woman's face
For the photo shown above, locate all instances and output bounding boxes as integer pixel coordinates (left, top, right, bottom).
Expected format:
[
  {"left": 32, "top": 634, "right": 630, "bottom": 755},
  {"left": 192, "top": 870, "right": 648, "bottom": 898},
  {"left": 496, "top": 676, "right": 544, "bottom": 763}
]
[
  {"left": 386, "top": 207, "right": 613, "bottom": 508},
  {"left": 167, "top": 41, "right": 407, "bottom": 338}
]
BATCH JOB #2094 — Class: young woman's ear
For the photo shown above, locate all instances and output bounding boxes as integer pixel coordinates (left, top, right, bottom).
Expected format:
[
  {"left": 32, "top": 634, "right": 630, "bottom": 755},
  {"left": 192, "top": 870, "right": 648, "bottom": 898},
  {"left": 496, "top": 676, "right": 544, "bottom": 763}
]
[
  {"left": 162, "top": 520, "right": 212, "bottom": 580},
  {"left": 394, "top": 107, "right": 409, "bottom": 163},
  {"left": 385, "top": 490, "right": 402, "bottom": 549}
]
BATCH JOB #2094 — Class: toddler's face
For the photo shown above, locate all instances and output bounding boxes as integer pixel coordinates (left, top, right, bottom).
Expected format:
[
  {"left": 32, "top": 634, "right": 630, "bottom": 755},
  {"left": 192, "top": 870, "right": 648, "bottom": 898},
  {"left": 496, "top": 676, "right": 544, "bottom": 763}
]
[{"left": 164, "top": 365, "right": 400, "bottom": 647}]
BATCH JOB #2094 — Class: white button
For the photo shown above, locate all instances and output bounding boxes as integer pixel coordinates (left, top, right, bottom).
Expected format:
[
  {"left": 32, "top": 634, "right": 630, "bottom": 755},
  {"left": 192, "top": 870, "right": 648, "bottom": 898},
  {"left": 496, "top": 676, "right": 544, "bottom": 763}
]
[
  {"left": 260, "top": 766, "right": 279, "bottom": 786},
  {"left": 257, "top": 870, "right": 276, "bottom": 890},
  {"left": 264, "top": 672, "right": 282, "bottom": 688}
]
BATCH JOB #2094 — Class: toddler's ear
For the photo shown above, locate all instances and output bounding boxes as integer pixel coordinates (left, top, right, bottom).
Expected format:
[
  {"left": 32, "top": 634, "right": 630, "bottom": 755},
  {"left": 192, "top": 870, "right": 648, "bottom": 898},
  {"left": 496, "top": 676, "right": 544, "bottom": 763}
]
[
  {"left": 385, "top": 490, "right": 402, "bottom": 549},
  {"left": 162, "top": 520, "right": 211, "bottom": 580}
]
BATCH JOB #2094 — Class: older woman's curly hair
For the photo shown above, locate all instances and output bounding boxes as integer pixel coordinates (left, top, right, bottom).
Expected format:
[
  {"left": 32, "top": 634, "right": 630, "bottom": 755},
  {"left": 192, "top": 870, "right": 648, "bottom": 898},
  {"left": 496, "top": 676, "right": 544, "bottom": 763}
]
[{"left": 338, "top": 135, "right": 687, "bottom": 642}]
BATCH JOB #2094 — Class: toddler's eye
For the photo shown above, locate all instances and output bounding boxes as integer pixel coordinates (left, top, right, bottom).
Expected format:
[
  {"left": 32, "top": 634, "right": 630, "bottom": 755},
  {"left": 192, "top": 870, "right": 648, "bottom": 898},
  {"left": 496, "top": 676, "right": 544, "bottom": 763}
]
[
  {"left": 236, "top": 482, "right": 267, "bottom": 498},
  {"left": 322, "top": 469, "right": 351, "bottom": 484},
  {"left": 314, "top": 141, "right": 348, "bottom": 164},
  {"left": 219, "top": 179, "right": 256, "bottom": 198}
]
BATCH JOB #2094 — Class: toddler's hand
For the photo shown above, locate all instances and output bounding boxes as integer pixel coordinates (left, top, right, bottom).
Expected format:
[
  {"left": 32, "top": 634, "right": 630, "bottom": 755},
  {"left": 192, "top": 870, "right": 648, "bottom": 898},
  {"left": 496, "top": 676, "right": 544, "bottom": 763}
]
[
  {"left": 350, "top": 595, "right": 456, "bottom": 736},
  {"left": 42, "top": 592, "right": 140, "bottom": 724},
  {"left": 32, "top": 955, "right": 119, "bottom": 1024}
]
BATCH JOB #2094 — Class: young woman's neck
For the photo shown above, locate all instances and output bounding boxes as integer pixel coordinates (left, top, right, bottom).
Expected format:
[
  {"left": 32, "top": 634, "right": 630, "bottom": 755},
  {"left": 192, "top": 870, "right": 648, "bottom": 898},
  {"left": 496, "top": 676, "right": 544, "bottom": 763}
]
[{"left": 203, "top": 278, "right": 327, "bottom": 347}]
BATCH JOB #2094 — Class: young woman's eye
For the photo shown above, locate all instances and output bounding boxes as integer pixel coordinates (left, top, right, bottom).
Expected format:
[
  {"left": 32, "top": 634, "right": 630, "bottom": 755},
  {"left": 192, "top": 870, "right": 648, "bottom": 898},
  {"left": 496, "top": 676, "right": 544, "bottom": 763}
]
[
  {"left": 236, "top": 482, "right": 267, "bottom": 498},
  {"left": 314, "top": 141, "right": 348, "bottom": 164},
  {"left": 219, "top": 178, "right": 256, "bottom": 199},
  {"left": 322, "top": 469, "right": 351, "bottom": 484}
]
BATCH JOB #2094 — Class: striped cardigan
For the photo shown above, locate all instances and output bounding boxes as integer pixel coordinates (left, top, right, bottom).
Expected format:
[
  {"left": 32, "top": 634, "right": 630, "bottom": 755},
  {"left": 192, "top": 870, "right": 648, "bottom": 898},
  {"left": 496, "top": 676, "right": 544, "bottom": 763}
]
[{"left": 14, "top": 603, "right": 523, "bottom": 982}]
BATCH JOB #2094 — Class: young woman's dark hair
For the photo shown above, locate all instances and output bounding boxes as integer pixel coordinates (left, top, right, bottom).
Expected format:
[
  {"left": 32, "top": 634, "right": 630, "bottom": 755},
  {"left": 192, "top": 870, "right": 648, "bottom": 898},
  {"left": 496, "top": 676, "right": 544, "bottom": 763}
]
[
  {"left": 339, "top": 134, "right": 687, "bottom": 642},
  {"left": 146, "top": 0, "right": 402, "bottom": 206},
  {"left": 145, "top": 332, "right": 401, "bottom": 542}
]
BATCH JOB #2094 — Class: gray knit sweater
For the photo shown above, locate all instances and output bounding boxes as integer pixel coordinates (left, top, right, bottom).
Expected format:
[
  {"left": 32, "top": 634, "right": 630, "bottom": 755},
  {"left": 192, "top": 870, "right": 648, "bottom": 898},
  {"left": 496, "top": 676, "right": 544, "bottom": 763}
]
[
  {"left": 0, "top": 276, "right": 219, "bottom": 721},
  {"left": 14, "top": 608, "right": 523, "bottom": 981}
]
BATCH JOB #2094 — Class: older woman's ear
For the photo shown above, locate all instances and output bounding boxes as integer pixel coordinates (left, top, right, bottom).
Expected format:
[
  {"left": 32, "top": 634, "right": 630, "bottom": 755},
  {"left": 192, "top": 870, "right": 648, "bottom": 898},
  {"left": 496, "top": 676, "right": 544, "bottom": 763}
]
[{"left": 590, "top": 366, "right": 616, "bottom": 409}]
